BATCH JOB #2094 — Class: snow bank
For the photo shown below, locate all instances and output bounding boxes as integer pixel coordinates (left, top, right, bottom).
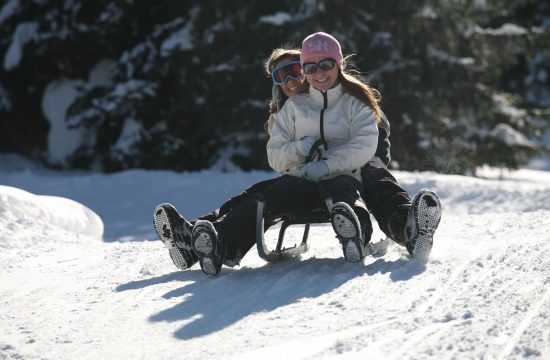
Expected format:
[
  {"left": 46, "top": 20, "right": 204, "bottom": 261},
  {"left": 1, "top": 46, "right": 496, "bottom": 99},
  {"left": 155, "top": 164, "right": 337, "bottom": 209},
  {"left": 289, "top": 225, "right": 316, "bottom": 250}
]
[{"left": 0, "top": 185, "right": 103, "bottom": 249}]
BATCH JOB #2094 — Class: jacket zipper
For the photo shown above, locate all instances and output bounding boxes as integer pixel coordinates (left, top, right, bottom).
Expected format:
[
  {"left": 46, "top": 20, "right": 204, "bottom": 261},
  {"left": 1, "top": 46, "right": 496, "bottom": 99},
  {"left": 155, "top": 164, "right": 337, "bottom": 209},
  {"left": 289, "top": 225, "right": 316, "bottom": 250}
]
[{"left": 320, "top": 92, "right": 328, "bottom": 152}]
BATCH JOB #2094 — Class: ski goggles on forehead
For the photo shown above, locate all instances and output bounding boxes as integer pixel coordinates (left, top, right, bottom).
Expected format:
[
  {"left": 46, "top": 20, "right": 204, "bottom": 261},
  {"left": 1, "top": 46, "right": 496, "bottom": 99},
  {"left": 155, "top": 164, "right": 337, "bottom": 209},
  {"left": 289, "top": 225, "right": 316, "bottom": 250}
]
[
  {"left": 271, "top": 61, "right": 304, "bottom": 85},
  {"left": 302, "top": 58, "right": 337, "bottom": 75}
]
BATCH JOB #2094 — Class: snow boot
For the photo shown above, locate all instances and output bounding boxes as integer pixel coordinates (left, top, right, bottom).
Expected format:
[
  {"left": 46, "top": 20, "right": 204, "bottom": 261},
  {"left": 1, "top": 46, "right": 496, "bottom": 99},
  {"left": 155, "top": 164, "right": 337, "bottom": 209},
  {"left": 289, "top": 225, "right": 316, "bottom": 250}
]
[
  {"left": 192, "top": 220, "right": 225, "bottom": 276},
  {"left": 330, "top": 202, "right": 368, "bottom": 263},
  {"left": 404, "top": 189, "right": 442, "bottom": 260},
  {"left": 153, "top": 203, "right": 198, "bottom": 270}
]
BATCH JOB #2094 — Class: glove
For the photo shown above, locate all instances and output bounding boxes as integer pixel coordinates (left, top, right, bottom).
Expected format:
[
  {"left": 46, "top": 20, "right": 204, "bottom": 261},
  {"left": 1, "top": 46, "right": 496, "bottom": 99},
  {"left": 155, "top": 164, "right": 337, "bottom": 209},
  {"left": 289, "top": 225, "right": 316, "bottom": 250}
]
[
  {"left": 296, "top": 136, "right": 316, "bottom": 157},
  {"left": 302, "top": 161, "right": 329, "bottom": 182}
]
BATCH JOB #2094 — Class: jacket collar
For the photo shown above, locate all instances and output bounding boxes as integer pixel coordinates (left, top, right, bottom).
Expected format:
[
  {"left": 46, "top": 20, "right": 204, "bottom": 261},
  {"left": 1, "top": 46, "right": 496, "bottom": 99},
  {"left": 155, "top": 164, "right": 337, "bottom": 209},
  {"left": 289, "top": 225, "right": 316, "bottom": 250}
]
[{"left": 309, "top": 83, "right": 344, "bottom": 107}]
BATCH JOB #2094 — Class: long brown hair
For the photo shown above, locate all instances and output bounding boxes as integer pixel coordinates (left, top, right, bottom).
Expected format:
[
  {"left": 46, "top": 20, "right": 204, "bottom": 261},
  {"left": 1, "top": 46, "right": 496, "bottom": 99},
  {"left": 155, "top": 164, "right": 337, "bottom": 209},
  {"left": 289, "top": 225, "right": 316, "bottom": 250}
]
[
  {"left": 338, "top": 55, "right": 382, "bottom": 122},
  {"left": 264, "top": 47, "right": 302, "bottom": 114}
]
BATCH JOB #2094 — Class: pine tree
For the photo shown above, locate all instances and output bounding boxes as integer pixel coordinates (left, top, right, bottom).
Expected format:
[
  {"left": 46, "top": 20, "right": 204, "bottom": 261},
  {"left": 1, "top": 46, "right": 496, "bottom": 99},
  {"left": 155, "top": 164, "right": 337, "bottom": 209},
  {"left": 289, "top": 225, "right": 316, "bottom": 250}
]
[{"left": 0, "top": 0, "right": 548, "bottom": 173}]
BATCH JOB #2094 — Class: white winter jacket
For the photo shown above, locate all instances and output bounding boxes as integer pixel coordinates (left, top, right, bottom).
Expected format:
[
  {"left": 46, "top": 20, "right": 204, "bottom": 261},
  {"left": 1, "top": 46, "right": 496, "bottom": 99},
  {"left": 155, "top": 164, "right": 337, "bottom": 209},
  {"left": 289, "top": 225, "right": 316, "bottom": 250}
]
[{"left": 267, "top": 83, "right": 379, "bottom": 181}]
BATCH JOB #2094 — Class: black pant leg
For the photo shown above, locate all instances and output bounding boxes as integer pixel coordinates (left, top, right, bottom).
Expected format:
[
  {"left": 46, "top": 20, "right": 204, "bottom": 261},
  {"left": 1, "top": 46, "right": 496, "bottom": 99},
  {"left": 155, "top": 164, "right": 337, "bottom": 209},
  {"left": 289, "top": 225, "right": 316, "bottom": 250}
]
[
  {"left": 321, "top": 175, "right": 368, "bottom": 213},
  {"left": 213, "top": 198, "right": 258, "bottom": 263},
  {"left": 195, "top": 178, "right": 279, "bottom": 224},
  {"left": 321, "top": 175, "right": 373, "bottom": 242},
  {"left": 361, "top": 165, "right": 411, "bottom": 239},
  {"left": 262, "top": 175, "right": 327, "bottom": 215},
  {"left": 195, "top": 209, "right": 221, "bottom": 223},
  {"left": 213, "top": 176, "right": 324, "bottom": 264}
]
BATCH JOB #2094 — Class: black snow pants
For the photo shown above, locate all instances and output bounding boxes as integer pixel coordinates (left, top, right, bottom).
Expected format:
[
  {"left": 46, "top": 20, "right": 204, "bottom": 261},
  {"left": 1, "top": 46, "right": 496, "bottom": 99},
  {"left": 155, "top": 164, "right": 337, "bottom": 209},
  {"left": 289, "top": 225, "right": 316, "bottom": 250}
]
[
  {"left": 361, "top": 165, "right": 412, "bottom": 244},
  {"left": 210, "top": 175, "right": 371, "bottom": 264},
  {"left": 194, "top": 178, "right": 279, "bottom": 223}
]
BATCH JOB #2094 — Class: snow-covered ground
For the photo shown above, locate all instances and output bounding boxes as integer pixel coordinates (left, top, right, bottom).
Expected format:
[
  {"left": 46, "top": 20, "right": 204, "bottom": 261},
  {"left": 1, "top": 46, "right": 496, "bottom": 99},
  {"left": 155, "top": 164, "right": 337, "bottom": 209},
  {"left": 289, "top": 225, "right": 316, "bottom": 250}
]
[{"left": 1, "top": 154, "right": 550, "bottom": 360}]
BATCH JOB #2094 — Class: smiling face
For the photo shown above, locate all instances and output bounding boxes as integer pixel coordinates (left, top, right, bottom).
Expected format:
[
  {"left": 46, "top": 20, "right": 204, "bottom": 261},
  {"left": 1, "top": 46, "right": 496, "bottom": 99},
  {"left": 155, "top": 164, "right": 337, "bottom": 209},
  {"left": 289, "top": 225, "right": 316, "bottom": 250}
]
[
  {"left": 273, "top": 57, "right": 306, "bottom": 97},
  {"left": 303, "top": 55, "right": 339, "bottom": 92}
]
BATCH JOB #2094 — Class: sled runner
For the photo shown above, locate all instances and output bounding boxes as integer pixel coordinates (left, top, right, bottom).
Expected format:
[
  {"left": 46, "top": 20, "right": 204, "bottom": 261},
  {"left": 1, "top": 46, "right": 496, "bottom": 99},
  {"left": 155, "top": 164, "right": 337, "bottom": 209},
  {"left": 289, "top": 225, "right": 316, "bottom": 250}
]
[
  {"left": 255, "top": 141, "right": 333, "bottom": 262},
  {"left": 255, "top": 198, "right": 392, "bottom": 263},
  {"left": 255, "top": 198, "right": 330, "bottom": 262}
]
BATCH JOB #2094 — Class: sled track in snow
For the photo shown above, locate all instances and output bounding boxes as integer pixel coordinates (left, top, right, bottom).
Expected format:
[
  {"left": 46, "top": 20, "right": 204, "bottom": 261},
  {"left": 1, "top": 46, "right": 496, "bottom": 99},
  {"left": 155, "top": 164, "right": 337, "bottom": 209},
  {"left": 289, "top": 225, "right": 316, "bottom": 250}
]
[
  {"left": 416, "top": 238, "right": 528, "bottom": 315},
  {"left": 370, "top": 212, "right": 550, "bottom": 359},
  {"left": 498, "top": 287, "right": 550, "bottom": 359}
]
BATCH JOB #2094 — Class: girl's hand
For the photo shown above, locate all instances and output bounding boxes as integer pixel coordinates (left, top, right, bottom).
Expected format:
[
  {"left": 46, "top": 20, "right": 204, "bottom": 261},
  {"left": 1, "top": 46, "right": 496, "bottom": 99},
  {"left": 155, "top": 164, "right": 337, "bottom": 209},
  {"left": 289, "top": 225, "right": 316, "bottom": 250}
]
[
  {"left": 297, "top": 136, "right": 316, "bottom": 157},
  {"left": 302, "top": 161, "right": 329, "bottom": 182}
]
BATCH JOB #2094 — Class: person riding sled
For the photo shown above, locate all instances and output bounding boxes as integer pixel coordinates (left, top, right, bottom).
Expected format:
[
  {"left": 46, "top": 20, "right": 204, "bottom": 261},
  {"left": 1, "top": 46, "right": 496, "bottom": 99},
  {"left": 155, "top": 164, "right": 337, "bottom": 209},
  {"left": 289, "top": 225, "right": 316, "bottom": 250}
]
[{"left": 152, "top": 33, "right": 442, "bottom": 275}]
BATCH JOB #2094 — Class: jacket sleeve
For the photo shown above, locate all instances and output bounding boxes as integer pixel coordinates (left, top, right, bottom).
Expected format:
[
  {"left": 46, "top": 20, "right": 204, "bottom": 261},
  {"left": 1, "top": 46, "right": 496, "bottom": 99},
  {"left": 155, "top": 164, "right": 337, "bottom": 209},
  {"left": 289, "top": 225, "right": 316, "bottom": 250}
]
[
  {"left": 323, "top": 99, "right": 379, "bottom": 173},
  {"left": 266, "top": 102, "right": 307, "bottom": 173},
  {"left": 366, "top": 111, "right": 391, "bottom": 168},
  {"left": 371, "top": 125, "right": 391, "bottom": 168}
]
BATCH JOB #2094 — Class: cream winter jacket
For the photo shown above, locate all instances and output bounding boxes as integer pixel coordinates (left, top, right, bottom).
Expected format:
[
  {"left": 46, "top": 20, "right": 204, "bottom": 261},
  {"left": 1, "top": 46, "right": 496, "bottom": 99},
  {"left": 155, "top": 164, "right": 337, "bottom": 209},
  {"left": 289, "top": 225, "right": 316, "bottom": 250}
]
[{"left": 267, "top": 83, "right": 379, "bottom": 181}]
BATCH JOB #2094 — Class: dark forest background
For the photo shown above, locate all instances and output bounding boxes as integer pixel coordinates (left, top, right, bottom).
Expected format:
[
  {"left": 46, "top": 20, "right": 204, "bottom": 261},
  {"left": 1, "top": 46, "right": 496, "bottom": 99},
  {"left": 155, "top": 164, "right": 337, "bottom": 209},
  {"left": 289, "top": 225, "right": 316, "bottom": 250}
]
[{"left": 1, "top": 0, "right": 549, "bottom": 174}]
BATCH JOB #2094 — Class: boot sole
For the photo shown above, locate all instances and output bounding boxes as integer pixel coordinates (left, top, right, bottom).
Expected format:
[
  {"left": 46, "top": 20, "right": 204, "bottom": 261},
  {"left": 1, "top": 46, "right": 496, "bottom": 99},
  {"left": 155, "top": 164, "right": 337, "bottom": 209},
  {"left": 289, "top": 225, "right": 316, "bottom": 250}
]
[
  {"left": 331, "top": 203, "right": 364, "bottom": 263},
  {"left": 153, "top": 204, "right": 194, "bottom": 270},
  {"left": 192, "top": 220, "right": 222, "bottom": 276},
  {"left": 153, "top": 205, "right": 177, "bottom": 249},
  {"left": 410, "top": 190, "right": 442, "bottom": 260}
]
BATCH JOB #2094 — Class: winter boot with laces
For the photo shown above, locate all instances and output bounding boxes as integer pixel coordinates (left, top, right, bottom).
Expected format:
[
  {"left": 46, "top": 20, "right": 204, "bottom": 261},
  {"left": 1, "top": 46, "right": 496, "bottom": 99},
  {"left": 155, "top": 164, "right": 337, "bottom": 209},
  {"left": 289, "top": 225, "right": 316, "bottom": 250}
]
[
  {"left": 330, "top": 202, "right": 370, "bottom": 263},
  {"left": 153, "top": 203, "right": 198, "bottom": 270},
  {"left": 192, "top": 220, "right": 225, "bottom": 276},
  {"left": 404, "top": 189, "right": 442, "bottom": 260}
]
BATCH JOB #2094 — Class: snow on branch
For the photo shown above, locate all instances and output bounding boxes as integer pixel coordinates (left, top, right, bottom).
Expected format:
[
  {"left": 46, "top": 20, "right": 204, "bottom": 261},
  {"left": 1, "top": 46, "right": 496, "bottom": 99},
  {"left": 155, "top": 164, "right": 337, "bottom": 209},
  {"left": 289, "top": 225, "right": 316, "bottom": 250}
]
[
  {"left": 3, "top": 21, "right": 38, "bottom": 71},
  {"left": 67, "top": 80, "right": 157, "bottom": 128},
  {"left": 0, "top": 0, "right": 19, "bottom": 25},
  {"left": 490, "top": 123, "right": 534, "bottom": 147},
  {"left": 160, "top": 21, "right": 194, "bottom": 57},
  {"left": 258, "top": 12, "right": 294, "bottom": 26},
  {"left": 427, "top": 45, "right": 474, "bottom": 66},
  {"left": 159, "top": 7, "right": 200, "bottom": 57},
  {"left": 95, "top": 80, "right": 158, "bottom": 113},
  {"left": 492, "top": 93, "right": 527, "bottom": 120},
  {"left": 475, "top": 23, "right": 528, "bottom": 36},
  {"left": 110, "top": 117, "right": 144, "bottom": 160}
]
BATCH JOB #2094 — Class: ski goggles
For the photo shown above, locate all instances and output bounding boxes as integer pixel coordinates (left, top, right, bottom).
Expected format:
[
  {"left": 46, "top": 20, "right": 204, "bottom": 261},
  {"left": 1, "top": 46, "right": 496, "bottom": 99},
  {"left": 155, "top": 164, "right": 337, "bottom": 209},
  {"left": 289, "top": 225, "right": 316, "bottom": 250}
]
[
  {"left": 302, "top": 58, "right": 337, "bottom": 75},
  {"left": 271, "top": 61, "right": 304, "bottom": 85}
]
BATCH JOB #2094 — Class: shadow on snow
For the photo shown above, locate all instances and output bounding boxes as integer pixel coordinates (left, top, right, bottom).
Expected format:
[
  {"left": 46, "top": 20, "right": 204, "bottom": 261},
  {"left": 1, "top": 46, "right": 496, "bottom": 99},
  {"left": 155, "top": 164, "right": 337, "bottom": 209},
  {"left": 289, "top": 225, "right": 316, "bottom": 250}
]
[{"left": 116, "top": 254, "right": 426, "bottom": 340}]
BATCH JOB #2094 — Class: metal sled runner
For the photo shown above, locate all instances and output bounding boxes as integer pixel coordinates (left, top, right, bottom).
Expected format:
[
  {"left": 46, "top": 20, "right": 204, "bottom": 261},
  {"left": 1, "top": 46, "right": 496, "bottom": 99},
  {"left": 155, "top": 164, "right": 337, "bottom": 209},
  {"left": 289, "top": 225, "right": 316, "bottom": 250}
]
[
  {"left": 255, "top": 198, "right": 392, "bottom": 263},
  {"left": 255, "top": 198, "right": 330, "bottom": 263}
]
